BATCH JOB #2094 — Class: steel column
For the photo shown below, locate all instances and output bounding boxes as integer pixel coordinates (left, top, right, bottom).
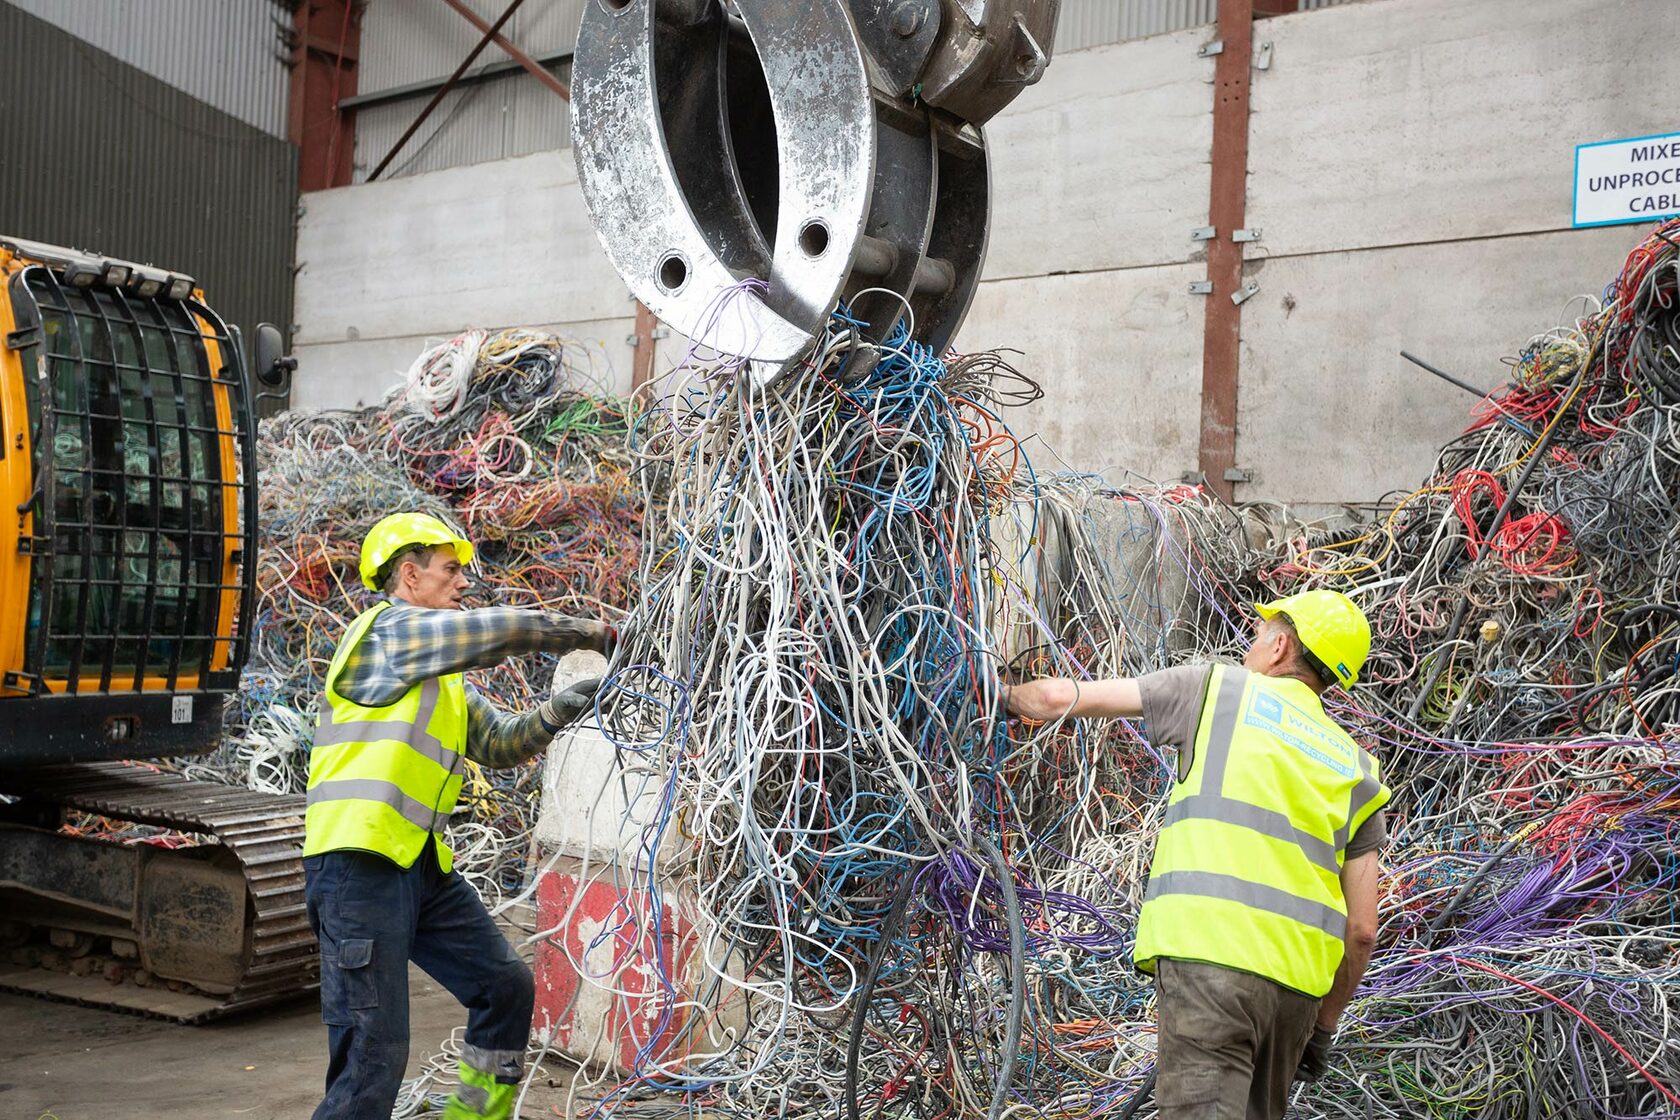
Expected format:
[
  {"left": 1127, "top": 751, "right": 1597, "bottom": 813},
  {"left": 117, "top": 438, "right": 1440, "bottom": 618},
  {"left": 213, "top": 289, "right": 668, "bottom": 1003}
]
[
  {"left": 288, "top": 0, "right": 361, "bottom": 192},
  {"left": 1196, "top": 0, "right": 1256, "bottom": 503},
  {"left": 631, "top": 300, "right": 658, "bottom": 399}
]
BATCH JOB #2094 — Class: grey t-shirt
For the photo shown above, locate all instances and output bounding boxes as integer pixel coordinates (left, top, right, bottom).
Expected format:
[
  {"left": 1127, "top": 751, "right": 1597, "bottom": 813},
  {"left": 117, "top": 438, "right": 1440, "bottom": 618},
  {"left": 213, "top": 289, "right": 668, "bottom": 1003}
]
[{"left": 1137, "top": 664, "right": 1388, "bottom": 861}]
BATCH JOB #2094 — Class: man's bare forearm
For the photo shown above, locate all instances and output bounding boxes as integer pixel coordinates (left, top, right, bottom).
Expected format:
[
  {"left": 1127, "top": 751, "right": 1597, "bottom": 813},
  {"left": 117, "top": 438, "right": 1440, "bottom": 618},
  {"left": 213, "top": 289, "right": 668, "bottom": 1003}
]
[
  {"left": 1317, "top": 934, "right": 1374, "bottom": 1030},
  {"left": 1005, "top": 676, "right": 1143, "bottom": 720}
]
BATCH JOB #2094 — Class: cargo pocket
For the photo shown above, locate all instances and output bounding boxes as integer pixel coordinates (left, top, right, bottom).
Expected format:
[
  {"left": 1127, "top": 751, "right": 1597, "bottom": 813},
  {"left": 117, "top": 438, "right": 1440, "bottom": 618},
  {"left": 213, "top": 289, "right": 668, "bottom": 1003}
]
[
  {"left": 320, "top": 937, "right": 380, "bottom": 1024},
  {"left": 338, "top": 937, "right": 379, "bottom": 1009}
]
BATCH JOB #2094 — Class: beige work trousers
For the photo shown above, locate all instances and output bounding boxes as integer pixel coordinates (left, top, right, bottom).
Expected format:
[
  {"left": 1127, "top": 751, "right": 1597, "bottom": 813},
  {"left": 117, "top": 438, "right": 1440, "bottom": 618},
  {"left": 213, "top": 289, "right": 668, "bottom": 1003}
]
[{"left": 1153, "top": 957, "right": 1320, "bottom": 1120}]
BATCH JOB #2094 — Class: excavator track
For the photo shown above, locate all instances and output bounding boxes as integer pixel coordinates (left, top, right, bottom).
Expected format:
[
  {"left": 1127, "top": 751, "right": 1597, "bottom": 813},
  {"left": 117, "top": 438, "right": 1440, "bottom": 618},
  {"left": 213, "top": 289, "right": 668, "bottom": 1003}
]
[{"left": 0, "top": 761, "right": 319, "bottom": 1021}]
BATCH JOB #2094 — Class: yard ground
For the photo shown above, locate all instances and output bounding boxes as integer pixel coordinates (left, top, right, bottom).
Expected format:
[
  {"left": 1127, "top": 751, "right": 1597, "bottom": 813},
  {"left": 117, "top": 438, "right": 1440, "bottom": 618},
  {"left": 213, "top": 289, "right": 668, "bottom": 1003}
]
[{"left": 0, "top": 965, "right": 582, "bottom": 1120}]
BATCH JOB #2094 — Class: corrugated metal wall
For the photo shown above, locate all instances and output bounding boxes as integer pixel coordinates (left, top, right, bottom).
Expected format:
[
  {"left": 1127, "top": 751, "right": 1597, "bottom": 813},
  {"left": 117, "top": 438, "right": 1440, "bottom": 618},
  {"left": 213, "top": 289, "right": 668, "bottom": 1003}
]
[
  {"left": 0, "top": 3, "right": 299, "bottom": 403},
  {"left": 1054, "top": 0, "right": 1217, "bottom": 51},
  {"left": 1055, "top": 0, "right": 1363, "bottom": 51},
  {"left": 2, "top": 0, "right": 293, "bottom": 138},
  {"left": 354, "top": 0, "right": 581, "bottom": 181}
]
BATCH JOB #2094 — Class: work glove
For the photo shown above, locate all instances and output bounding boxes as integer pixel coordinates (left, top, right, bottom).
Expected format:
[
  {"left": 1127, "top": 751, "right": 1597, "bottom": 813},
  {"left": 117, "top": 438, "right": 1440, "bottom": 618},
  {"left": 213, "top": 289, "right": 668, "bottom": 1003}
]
[
  {"left": 1294, "top": 1025, "right": 1335, "bottom": 1083},
  {"left": 543, "top": 677, "right": 603, "bottom": 729}
]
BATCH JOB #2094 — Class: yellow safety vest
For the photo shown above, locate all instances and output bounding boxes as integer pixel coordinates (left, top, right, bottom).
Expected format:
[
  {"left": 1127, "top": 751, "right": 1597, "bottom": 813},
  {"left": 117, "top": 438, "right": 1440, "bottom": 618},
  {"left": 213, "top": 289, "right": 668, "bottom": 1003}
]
[
  {"left": 303, "top": 602, "right": 469, "bottom": 872},
  {"left": 1133, "top": 665, "right": 1389, "bottom": 997}
]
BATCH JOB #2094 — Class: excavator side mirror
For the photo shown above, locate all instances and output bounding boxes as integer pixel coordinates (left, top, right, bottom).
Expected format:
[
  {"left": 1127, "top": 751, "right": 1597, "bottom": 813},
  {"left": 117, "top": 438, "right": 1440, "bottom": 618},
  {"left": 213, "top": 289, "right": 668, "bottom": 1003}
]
[{"left": 254, "top": 322, "right": 297, "bottom": 396}]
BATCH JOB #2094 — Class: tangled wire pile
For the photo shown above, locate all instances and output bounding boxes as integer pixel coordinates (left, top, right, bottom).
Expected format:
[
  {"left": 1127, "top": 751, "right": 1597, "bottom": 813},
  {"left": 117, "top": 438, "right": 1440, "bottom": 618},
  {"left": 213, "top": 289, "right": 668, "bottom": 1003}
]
[
  {"left": 1235, "top": 218, "right": 1680, "bottom": 1117},
  {"left": 545, "top": 222, "right": 1680, "bottom": 1120},
  {"left": 200, "top": 328, "right": 644, "bottom": 901}
]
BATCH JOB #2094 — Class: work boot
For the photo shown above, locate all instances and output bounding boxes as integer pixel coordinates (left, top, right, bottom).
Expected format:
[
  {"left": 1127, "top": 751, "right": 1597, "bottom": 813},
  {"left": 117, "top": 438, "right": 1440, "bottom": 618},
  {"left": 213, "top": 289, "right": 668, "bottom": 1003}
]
[{"left": 439, "top": 1059, "right": 516, "bottom": 1120}]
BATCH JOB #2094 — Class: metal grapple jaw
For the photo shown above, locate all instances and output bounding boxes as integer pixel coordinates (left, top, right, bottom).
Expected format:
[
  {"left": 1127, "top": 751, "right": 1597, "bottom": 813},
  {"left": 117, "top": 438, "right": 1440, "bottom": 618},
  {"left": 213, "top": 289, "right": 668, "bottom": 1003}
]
[{"left": 571, "top": 0, "right": 1060, "bottom": 385}]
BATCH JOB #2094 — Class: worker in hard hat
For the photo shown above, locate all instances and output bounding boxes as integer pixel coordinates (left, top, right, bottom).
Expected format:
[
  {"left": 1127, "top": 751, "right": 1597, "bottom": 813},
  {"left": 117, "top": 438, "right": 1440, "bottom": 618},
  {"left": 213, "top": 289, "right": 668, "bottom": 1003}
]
[
  {"left": 1006, "top": 589, "right": 1387, "bottom": 1120},
  {"left": 302, "top": 512, "right": 614, "bottom": 1120}
]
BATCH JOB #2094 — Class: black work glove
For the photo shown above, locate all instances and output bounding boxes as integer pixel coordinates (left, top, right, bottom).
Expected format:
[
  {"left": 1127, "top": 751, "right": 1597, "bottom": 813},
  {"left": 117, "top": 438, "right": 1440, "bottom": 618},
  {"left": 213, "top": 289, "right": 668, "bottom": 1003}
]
[
  {"left": 1295, "top": 1025, "right": 1335, "bottom": 1083},
  {"left": 544, "top": 677, "right": 603, "bottom": 729}
]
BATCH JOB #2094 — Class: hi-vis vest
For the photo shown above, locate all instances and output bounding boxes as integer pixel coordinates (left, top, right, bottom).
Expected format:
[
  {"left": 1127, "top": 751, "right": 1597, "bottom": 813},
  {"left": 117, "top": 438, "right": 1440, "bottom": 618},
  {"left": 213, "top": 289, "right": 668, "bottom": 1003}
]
[
  {"left": 1133, "top": 665, "right": 1389, "bottom": 998},
  {"left": 304, "top": 602, "right": 469, "bottom": 872}
]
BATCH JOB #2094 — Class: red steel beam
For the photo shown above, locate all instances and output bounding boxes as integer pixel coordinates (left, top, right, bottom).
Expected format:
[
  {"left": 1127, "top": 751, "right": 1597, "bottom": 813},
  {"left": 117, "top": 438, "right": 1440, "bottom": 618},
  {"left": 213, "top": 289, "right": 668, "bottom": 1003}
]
[
  {"left": 1252, "top": 0, "right": 1301, "bottom": 15},
  {"left": 1197, "top": 0, "right": 1257, "bottom": 503},
  {"left": 289, "top": 0, "right": 362, "bottom": 192},
  {"left": 439, "top": 0, "right": 572, "bottom": 102}
]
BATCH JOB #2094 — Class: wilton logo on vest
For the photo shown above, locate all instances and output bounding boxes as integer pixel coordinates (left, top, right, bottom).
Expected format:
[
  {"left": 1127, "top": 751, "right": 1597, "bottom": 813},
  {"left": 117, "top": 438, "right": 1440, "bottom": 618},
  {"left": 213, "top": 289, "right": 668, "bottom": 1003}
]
[{"left": 1243, "top": 691, "right": 1357, "bottom": 778}]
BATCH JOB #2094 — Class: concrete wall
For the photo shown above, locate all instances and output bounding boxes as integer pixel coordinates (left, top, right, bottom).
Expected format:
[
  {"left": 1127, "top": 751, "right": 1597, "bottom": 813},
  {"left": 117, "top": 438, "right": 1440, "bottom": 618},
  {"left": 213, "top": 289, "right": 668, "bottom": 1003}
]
[
  {"left": 1235, "top": 0, "right": 1674, "bottom": 502},
  {"left": 960, "top": 27, "right": 1215, "bottom": 484},
  {"left": 292, "top": 0, "right": 1671, "bottom": 504},
  {"left": 291, "top": 150, "right": 637, "bottom": 408}
]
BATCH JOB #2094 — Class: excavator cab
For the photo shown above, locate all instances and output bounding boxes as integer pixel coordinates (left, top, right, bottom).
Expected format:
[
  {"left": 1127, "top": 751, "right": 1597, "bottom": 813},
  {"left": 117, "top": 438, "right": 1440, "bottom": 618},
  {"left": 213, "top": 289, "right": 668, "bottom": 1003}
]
[
  {"left": 0, "top": 237, "right": 251, "bottom": 750},
  {"left": 0, "top": 237, "right": 316, "bottom": 1020}
]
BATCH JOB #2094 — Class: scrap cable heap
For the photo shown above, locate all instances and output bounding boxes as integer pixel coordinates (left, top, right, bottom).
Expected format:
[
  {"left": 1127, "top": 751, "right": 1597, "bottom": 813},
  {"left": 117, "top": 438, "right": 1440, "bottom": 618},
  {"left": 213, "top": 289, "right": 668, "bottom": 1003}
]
[
  {"left": 153, "top": 222, "right": 1680, "bottom": 1118},
  {"left": 1244, "top": 218, "right": 1680, "bottom": 1117},
  {"left": 553, "top": 222, "right": 1680, "bottom": 1120}
]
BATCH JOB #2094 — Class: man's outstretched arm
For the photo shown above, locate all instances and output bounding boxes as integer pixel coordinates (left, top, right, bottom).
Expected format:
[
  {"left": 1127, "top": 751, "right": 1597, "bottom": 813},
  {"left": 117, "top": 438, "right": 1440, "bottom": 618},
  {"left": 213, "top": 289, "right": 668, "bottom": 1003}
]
[
  {"left": 339, "top": 604, "right": 611, "bottom": 707},
  {"left": 1005, "top": 676, "right": 1144, "bottom": 721},
  {"left": 464, "top": 679, "right": 602, "bottom": 768}
]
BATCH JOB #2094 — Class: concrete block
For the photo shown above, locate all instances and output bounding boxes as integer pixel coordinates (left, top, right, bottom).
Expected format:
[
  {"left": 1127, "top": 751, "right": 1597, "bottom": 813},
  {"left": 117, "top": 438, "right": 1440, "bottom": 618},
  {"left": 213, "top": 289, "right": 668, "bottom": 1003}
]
[
  {"left": 536, "top": 651, "right": 667, "bottom": 870},
  {"left": 534, "top": 654, "right": 745, "bottom": 1074},
  {"left": 531, "top": 855, "right": 746, "bottom": 1074}
]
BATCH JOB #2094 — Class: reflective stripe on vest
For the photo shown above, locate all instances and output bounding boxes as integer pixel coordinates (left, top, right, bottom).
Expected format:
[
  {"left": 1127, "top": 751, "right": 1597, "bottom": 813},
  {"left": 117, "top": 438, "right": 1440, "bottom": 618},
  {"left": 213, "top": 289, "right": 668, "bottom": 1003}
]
[
  {"left": 303, "top": 601, "right": 469, "bottom": 872},
  {"left": 1133, "top": 665, "right": 1389, "bottom": 997}
]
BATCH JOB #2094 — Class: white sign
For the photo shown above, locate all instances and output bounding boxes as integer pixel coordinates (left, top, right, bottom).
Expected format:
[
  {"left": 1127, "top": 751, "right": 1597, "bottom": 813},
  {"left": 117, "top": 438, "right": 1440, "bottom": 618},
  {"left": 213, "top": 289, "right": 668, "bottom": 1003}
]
[{"left": 1574, "top": 131, "right": 1680, "bottom": 228}]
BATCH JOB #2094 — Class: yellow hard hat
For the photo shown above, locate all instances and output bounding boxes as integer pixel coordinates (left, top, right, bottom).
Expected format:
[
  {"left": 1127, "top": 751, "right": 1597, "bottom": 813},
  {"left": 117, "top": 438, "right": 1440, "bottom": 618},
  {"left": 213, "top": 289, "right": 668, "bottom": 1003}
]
[
  {"left": 1253, "top": 589, "right": 1371, "bottom": 687},
  {"left": 359, "top": 512, "right": 474, "bottom": 591}
]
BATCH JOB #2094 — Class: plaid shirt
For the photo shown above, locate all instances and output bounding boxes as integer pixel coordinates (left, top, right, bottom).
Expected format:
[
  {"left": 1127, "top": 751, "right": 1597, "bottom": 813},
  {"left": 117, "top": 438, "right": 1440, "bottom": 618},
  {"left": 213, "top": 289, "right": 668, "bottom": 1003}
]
[{"left": 332, "top": 599, "right": 607, "bottom": 767}]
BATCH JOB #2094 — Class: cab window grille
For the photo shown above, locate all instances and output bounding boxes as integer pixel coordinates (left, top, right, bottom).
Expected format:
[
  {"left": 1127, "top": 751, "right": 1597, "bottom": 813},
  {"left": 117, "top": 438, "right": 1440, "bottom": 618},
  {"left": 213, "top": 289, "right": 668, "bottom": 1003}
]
[{"left": 9, "top": 266, "right": 254, "bottom": 693}]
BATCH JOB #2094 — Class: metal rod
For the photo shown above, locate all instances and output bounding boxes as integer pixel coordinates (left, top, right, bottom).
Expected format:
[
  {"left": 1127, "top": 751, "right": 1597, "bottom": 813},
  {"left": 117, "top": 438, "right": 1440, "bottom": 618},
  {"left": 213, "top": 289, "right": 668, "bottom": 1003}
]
[
  {"left": 367, "top": 0, "right": 527, "bottom": 182},
  {"left": 439, "top": 0, "right": 572, "bottom": 102},
  {"left": 1400, "top": 350, "right": 1491, "bottom": 401},
  {"left": 1401, "top": 350, "right": 1534, "bottom": 436},
  {"left": 338, "top": 49, "right": 572, "bottom": 111}
]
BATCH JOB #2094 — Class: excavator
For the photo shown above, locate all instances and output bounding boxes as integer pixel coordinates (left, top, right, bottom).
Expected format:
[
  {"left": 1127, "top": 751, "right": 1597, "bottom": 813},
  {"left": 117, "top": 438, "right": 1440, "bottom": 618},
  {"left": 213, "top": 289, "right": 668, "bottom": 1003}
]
[
  {"left": 0, "top": 0, "right": 1057, "bottom": 1025},
  {"left": 0, "top": 236, "right": 315, "bottom": 1020}
]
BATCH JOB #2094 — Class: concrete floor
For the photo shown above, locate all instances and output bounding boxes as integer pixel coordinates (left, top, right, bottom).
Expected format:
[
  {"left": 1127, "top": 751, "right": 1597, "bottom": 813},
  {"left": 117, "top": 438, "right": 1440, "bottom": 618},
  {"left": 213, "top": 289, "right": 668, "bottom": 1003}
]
[{"left": 0, "top": 964, "right": 578, "bottom": 1120}]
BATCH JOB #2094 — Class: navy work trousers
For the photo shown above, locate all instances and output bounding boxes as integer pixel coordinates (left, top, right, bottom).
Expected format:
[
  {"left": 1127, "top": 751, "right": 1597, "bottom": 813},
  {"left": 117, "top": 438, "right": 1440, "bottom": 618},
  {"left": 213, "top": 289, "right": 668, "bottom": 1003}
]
[{"left": 303, "top": 843, "right": 535, "bottom": 1120}]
